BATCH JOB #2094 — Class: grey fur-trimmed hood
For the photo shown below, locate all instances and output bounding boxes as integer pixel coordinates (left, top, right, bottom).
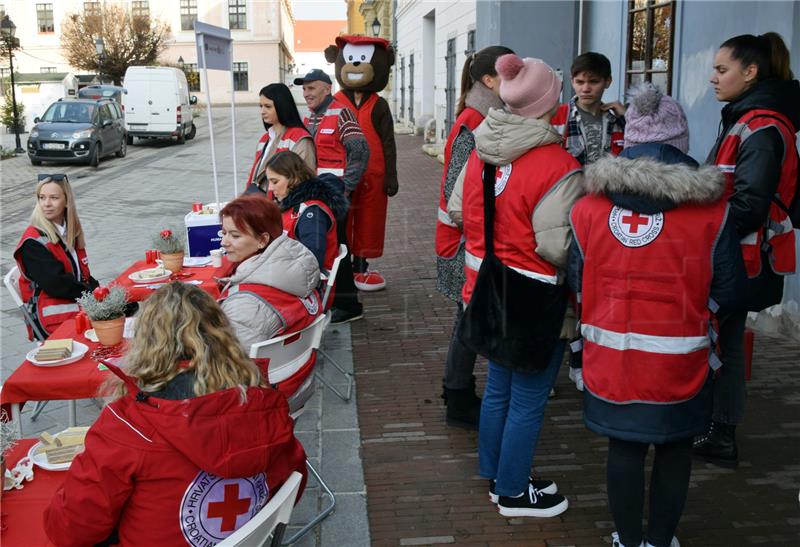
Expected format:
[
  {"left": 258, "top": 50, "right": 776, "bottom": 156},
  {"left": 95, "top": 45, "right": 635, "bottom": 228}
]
[{"left": 584, "top": 155, "right": 726, "bottom": 205}]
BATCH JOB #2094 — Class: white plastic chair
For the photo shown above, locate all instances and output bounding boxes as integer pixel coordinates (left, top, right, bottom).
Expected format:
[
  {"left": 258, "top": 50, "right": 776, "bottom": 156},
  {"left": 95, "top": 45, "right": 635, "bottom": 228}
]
[
  {"left": 216, "top": 471, "right": 303, "bottom": 547},
  {"left": 320, "top": 244, "right": 347, "bottom": 310},
  {"left": 3, "top": 266, "right": 77, "bottom": 430},
  {"left": 4, "top": 266, "right": 48, "bottom": 342},
  {"left": 248, "top": 316, "right": 336, "bottom": 546},
  {"left": 316, "top": 244, "right": 354, "bottom": 402},
  {"left": 249, "top": 314, "right": 327, "bottom": 416}
]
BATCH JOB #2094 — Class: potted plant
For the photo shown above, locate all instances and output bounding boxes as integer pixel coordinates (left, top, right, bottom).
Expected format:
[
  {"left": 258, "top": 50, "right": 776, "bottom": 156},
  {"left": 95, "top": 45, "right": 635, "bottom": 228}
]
[
  {"left": 1, "top": 410, "right": 20, "bottom": 499},
  {"left": 78, "top": 285, "right": 129, "bottom": 346},
  {"left": 153, "top": 228, "right": 185, "bottom": 273}
]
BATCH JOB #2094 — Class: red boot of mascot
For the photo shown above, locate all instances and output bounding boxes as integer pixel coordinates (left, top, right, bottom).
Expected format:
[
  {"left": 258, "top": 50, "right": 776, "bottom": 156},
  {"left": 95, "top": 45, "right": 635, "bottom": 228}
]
[{"left": 325, "top": 36, "right": 398, "bottom": 291}]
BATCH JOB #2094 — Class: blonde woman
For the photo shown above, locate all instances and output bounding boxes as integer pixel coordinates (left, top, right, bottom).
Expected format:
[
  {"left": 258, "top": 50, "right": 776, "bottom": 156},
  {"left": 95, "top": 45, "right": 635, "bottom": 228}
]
[
  {"left": 44, "top": 282, "right": 307, "bottom": 547},
  {"left": 13, "top": 173, "right": 98, "bottom": 339}
]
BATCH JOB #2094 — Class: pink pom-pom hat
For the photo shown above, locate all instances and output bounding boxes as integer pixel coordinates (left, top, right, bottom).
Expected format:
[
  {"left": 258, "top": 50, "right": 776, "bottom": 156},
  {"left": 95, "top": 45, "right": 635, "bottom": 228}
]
[{"left": 495, "top": 54, "right": 561, "bottom": 119}]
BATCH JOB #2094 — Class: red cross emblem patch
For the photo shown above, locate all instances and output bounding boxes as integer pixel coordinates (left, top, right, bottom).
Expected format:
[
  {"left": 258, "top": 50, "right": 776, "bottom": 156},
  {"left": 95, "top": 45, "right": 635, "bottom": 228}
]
[
  {"left": 180, "top": 471, "right": 269, "bottom": 544},
  {"left": 608, "top": 206, "right": 664, "bottom": 248}
]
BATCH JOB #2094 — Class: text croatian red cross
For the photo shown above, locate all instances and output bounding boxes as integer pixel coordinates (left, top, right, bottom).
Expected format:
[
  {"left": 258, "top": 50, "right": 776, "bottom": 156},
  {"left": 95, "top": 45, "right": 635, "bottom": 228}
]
[
  {"left": 207, "top": 483, "right": 251, "bottom": 532},
  {"left": 621, "top": 212, "right": 650, "bottom": 234}
]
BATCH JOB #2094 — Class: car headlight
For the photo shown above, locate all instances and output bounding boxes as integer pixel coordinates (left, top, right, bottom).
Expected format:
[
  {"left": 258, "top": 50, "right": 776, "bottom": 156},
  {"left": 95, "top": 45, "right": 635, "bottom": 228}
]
[
  {"left": 30, "top": 129, "right": 39, "bottom": 138},
  {"left": 72, "top": 129, "right": 93, "bottom": 139}
]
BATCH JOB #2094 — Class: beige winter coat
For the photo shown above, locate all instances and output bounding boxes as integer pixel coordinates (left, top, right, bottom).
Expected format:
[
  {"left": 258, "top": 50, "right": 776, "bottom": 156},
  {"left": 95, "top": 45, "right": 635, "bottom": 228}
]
[
  {"left": 447, "top": 107, "right": 584, "bottom": 270},
  {"left": 219, "top": 234, "right": 320, "bottom": 351}
]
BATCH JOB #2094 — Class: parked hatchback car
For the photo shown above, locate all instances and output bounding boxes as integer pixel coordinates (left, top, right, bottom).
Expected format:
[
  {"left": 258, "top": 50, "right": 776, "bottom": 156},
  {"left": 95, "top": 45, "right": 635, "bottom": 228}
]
[
  {"left": 77, "top": 85, "right": 127, "bottom": 105},
  {"left": 27, "top": 98, "right": 127, "bottom": 167}
]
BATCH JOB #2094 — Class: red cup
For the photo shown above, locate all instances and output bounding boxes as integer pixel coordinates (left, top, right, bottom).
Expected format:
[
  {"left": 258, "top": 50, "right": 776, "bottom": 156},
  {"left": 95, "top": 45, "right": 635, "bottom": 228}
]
[
  {"left": 145, "top": 250, "right": 154, "bottom": 264},
  {"left": 75, "top": 311, "right": 87, "bottom": 333},
  {"left": 192, "top": 202, "right": 203, "bottom": 212}
]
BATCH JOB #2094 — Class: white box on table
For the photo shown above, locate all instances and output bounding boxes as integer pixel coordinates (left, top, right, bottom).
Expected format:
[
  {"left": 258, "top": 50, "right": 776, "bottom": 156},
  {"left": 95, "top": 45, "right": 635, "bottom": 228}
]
[{"left": 184, "top": 203, "right": 226, "bottom": 257}]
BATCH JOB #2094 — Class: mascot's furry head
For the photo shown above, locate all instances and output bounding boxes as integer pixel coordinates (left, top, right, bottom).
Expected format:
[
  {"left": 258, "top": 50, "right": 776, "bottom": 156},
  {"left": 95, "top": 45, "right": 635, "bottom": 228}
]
[{"left": 325, "top": 35, "right": 395, "bottom": 92}]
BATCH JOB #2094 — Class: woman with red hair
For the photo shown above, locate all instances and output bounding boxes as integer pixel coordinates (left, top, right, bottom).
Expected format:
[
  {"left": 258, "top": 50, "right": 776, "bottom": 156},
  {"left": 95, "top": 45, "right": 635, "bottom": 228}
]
[{"left": 218, "top": 195, "right": 322, "bottom": 350}]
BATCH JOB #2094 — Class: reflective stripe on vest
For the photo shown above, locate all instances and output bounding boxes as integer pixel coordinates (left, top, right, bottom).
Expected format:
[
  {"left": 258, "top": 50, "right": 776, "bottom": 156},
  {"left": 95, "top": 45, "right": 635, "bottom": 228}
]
[
  {"left": 437, "top": 207, "right": 457, "bottom": 228},
  {"left": 582, "top": 323, "right": 710, "bottom": 355},
  {"left": 317, "top": 167, "right": 345, "bottom": 177},
  {"left": 465, "top": 250, "right": 559, "bottom": 285},
  {"left": 41, "top": 302, "right": 80, "bottom": 317},
  {"left": 714, "top": 109, "right": 798, "bottom": 276}
]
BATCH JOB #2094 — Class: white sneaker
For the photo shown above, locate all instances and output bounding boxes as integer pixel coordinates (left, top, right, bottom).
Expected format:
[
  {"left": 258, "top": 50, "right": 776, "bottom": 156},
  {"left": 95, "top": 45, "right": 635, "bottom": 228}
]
[
  {"left": 646, "top": 539, "right": 680, "bottom": 547},
  {"left": 611, "top": 532, "right": 644, "bottom": 547},
  {"left": 568, "top": 367, "right": 584, "bottom": 391}
]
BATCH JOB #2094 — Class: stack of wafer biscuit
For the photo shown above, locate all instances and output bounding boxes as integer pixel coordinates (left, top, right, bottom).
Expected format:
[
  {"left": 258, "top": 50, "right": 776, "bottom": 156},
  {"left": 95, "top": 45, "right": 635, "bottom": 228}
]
[
  {"left": 38, "top": 427, "right": 89, "bottom": 464},
  {"left": 35, "top": 339, "right": 73, "bottom": 361}
]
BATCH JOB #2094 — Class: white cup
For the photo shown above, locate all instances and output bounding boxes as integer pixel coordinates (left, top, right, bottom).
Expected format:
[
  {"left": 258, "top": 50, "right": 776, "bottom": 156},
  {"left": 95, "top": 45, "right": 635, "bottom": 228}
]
[{"left": 210, "top": 248, "right": 223, "bottom": 268}]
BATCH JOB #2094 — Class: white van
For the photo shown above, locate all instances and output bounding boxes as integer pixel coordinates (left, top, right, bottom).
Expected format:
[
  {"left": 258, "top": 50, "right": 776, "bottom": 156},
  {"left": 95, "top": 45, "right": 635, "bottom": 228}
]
[{"left": 122, "top": 66, "right": 197, "bottom": 144}]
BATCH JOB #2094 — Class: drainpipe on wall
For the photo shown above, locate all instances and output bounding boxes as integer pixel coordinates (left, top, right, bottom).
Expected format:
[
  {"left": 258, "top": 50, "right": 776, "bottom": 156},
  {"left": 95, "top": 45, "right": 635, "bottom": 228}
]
[
  {"left": 577, "top": 0, "right": 584, "bottom": 54},
  {"left": 392, "top": 0, "right": 398, "bottom": 120}
]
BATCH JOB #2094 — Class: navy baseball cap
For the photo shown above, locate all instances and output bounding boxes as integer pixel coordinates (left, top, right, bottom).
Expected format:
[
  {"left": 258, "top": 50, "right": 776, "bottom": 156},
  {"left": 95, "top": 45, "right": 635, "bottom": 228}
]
[{"left": 293, "top": 69, "right": 332, "bottom": 86}]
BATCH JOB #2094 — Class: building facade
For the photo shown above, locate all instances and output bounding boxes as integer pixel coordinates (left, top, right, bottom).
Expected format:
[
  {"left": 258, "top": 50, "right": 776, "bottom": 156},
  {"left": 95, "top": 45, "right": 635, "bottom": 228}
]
[
  {"left": 0, "top": 0, "right": 296, "bottom": 106},
  {"left": 394, "top": 0, "right": 476, "bottom": 139}
]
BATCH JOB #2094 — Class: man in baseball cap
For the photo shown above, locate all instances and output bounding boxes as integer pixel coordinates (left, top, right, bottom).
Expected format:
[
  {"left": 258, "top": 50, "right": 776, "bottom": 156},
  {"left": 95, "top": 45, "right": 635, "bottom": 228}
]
[{"left": 295, "top": 68, "right": 370, "bottom": 324}]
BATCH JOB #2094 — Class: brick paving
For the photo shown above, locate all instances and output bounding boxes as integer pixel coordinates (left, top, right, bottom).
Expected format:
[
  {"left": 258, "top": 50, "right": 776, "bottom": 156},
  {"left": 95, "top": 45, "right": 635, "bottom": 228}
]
[{"left": 354, "top": 134, "right": 800, "bottom": 547}]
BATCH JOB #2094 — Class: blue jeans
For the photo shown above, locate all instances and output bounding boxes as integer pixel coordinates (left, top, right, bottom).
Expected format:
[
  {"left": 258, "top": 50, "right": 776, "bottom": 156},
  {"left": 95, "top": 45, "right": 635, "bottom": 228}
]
[{"left": 479, "top": 339, "right": 565, "bottom": 497}]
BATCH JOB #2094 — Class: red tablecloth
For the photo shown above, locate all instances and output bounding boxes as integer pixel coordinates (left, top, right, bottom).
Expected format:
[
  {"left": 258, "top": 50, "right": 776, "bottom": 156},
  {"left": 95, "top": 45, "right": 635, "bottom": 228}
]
[
  {"left": 1, "top": 439, "right": 63, "bottom": 546},
  {"left": 1, "top": 320, "right": 109, "bottom": 409},
  {"left": 114, "top": 260, "right": 222, "bottom": 301}
]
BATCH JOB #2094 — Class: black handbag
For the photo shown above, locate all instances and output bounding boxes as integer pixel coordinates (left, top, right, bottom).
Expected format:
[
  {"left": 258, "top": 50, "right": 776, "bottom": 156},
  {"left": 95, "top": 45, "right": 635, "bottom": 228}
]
[{"left": 457, "top": 162, "right": 567, "bottom": 373}]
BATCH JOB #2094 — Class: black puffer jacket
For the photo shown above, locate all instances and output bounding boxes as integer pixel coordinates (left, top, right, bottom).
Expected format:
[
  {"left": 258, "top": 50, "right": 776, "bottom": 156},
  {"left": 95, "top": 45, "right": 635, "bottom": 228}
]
[
  {"left": 706, "top": 79, "right": 800, "bottom": 311},
  {"left": 277, "top": 175, "right": 349, "bottom": 268}
]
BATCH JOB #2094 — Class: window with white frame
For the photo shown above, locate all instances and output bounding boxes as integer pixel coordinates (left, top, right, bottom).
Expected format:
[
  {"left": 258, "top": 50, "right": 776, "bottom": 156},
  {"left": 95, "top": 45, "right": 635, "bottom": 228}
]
[
  {"left": 626, "top": 0, "right": 676, "bottom": 93},
  {"left": 233, "top": 62, "right": 248, "bottom": 91},
  {"left": 40, "top": 67, "right": 57, "bottom": 73},
  {"left": 229, "top": 0, "right": 247, "bottom": 30},
  {"left": 131, "top": 1, "right": 149, "bottom": 18},
  {"left": 180, "top": 0, "right": 197, "bottom": 31},
  {"left": 184, "top": 62, "right": 200, "bottom": 92},
  {"left": 36, "top": 3, "right": 54, "bottom": 33}
]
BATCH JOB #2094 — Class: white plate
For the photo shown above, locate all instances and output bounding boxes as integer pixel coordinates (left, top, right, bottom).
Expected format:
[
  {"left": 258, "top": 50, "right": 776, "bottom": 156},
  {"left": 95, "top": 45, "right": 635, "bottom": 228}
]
[
  {"left": 26, "top": 341, "right": 89, "bottom": 367},
  {"left": 183, "top": 256, "right": 211, "bottom": 267},
  {"left": 27, "top": 440, "right": 74, "bottom": 471},
  {"left": 84, "top": 318, "right": 135, "bottom": 342},
  {"left": 128, "top": 268, "right": 172, "bottom": 284}
]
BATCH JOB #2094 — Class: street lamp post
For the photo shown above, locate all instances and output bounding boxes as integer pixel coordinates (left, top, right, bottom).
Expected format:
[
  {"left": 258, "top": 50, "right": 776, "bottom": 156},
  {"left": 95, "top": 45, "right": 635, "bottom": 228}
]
[
  {"left": 0, "top": 15, "right": 24, "bottom": 154},
  {"left": 94, "top": 38, "right": 105, "bottom": 84},
  {"left": 371, "top": 17, "right": 381, "bottom": 38}
]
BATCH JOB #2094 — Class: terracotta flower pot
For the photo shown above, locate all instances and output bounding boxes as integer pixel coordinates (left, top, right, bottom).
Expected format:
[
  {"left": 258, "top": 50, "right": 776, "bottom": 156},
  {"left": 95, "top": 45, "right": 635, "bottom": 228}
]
[
  {"left": 92, "top": 316, "right": 125, "bottom": 346},
  {"left": 161, "top": 252, "right": 184, "bottom": 273}
]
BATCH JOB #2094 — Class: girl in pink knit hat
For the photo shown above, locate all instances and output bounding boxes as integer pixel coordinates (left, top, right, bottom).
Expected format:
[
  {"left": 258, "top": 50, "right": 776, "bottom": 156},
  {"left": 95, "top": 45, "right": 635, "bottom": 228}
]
[{"left": 449, "top": 53, "right": 584, "bottom": 518}]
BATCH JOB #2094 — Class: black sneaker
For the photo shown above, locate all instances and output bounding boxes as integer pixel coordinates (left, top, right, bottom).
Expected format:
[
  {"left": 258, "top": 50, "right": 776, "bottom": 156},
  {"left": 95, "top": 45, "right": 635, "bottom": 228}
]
[
  {"left": 497, "top": 483, "right": 568, "bottom": 517},
  {"left": 489, "top": 477, "right": 557, "bottom": 503},
  {"left": 330, "top": 306, "right": 364, "bottom": 324}
]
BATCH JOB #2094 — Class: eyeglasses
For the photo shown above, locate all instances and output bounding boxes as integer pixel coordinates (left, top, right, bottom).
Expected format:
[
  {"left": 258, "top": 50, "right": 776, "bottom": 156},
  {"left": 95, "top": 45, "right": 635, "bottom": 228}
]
[{"left": 37, "top": 173, "right": 68, "bottom": 182}]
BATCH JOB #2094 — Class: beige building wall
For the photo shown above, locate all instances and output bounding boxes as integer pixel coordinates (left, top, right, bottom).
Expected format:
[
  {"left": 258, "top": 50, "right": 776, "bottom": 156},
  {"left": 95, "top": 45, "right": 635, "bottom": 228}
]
[
  {"left": 0, "top": 0, "right": 295, "bottom": 105},
  {"left": 345, "top": 0, "right": 365, "bottom": 36}
]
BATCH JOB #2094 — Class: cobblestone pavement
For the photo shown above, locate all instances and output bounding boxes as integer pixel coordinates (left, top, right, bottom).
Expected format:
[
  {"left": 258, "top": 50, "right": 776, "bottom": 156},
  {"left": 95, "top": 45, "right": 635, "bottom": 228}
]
[
  {"left": 0, "top": 107, "right": 368, "bottom": 547},
  {"left": 355, "top": 134, "right": 800, "bottom": 546}
]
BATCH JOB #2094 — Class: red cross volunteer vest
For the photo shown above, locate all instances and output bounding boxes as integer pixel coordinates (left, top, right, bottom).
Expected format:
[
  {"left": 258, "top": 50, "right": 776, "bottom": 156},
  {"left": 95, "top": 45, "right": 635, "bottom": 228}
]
[
  {"left": 220, "top": 282, "right": 321, "bottom": 338},
  {"left": 435, "top": 107, "right": 485, "bottom": 259},
  {"left": 305, "top": 101, "right": 348, "bottom": 177},
  {"left": 13, "top": 225, "right": 91, "bottom": 339},
  {"left": 281, "top": 200, "right": 338, "bottom": 272},
  {"left": 571, "top": 194, "right": 729, "bottom": 404},
  {"left": 461, "top": 144, "right": 581, "bottom": 303},
  {"left": 713, "top": 109, "right": 798, "bottom": 277},
  {"left": 246, "top": 126, "right": 313, "bottom": 186}
]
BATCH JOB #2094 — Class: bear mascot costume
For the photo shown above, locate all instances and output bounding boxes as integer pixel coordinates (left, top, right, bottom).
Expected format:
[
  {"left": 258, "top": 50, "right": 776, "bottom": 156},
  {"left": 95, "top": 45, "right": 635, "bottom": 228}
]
[{"left": 325, "top": 35, "right": 398, "bottom": 291}]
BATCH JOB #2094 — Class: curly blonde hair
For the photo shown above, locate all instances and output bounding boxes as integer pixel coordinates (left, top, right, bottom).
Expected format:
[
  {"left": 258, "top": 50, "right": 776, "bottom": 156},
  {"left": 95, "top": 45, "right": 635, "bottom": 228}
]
[{"left": 106, "top": 283, "right": 262, "bottom": 400}]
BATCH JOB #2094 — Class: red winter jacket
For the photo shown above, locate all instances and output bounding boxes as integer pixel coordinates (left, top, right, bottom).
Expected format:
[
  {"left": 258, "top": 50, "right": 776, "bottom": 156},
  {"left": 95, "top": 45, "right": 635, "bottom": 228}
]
[{"left": 44, "top": 369, "right": 307, "bottom": 547}]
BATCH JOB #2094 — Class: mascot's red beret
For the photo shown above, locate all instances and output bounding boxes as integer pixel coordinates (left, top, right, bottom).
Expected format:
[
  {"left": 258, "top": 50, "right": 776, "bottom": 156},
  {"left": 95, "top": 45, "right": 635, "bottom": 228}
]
[{"left": 335, "top": 35, "right": 391, "bottom": 50}]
